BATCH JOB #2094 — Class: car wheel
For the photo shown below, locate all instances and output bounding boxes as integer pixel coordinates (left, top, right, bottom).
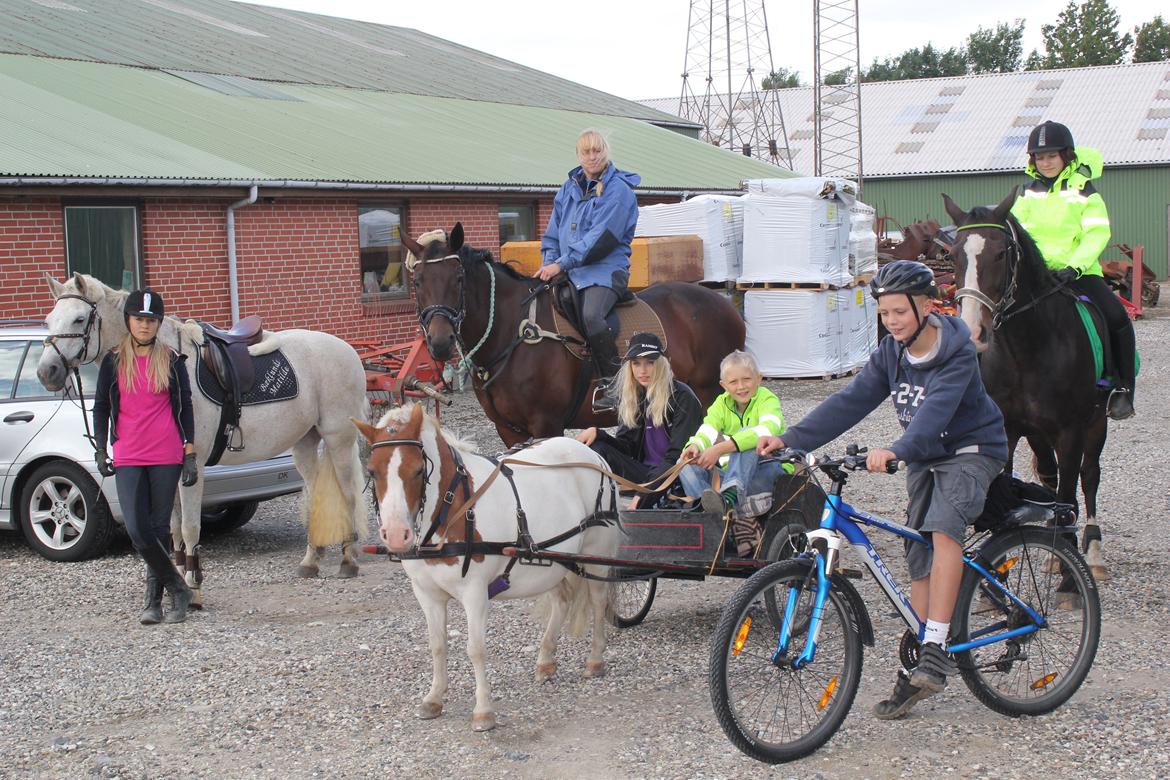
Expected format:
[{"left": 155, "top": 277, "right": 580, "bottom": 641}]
[
  {"left": 19, "top": 460, "right": 112, "bottom": 561},
  {"left": 200, "top": 501, "right": 259, "bottom": 535}
]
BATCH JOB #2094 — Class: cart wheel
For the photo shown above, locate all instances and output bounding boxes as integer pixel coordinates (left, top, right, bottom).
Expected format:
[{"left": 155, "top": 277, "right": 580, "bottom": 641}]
[
  {"left": 762, "top": 521, "right": 809, "bottom": 562},
  {"left": 611, "top": 572, "right": 657, "bottom": 628}
]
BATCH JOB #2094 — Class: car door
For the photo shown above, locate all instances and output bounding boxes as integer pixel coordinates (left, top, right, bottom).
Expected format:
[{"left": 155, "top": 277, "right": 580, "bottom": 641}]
[{"left": 0, "top": 340, "right": 62, "bottom": 511}]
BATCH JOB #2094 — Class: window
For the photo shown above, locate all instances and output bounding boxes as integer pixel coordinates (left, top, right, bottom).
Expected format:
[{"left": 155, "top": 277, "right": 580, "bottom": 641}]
[
  {"left": 499, "top": 204, "right": 535, "bottom": 245},
  {"left": 0, "top": 340, "right": 26, "bottom": 400},
  {"left": 64, "top": 205, "right": 141, "bottom": 290},
  {"left": 358, "top": 205, "right": 406, "bottom": 298}
]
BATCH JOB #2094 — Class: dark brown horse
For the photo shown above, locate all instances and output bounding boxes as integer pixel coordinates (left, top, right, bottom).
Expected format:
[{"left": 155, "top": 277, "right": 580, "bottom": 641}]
[
  {"left": 944, "top": 192, "right": 1110, "bottom": 579},
  {"left": 402, "top": 223, "right": 744, "bottom": 447}
]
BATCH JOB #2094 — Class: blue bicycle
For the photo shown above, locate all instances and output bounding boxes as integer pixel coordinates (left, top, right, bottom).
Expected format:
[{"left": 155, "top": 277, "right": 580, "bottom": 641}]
[{"left": 709, "top": 447, "right": 1101, "bottom": 764}]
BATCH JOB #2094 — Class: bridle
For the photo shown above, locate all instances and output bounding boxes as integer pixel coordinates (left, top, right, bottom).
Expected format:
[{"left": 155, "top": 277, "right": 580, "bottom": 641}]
[
  {"left": 414, "top": 253, "right": 468, "bottom": 341},
  {"left": 953, "top": 222, "right": 1021, "bottom": 330},
  {"left": 43, "top": 293, "right": 103, "bottom": 368},
  {"left": 370, "top": 433, "right": 473, "bottom": 554}
]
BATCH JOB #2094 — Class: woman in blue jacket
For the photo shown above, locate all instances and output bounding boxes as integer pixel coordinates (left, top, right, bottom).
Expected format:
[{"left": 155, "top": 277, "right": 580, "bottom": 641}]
[{"left": 538, "top": 129, "right": 640, "bottom": 409}]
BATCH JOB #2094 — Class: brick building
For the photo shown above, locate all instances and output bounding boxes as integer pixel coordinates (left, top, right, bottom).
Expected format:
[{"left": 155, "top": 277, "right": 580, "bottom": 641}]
[{"left": 0, "top": 0, "right": 786, "bottom": 343}]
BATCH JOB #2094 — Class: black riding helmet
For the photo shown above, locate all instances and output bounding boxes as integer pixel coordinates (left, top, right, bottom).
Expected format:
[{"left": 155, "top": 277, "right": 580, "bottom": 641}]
[
  {"left": 124, "top": 289, "right": 165, "bottom": 320},
  {"left": 1027, "top": 121, "right": 1074, "bottom": 154}
]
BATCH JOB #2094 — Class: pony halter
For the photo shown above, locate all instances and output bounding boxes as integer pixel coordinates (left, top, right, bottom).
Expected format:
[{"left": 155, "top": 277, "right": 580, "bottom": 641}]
[
  {"left": 953, "top": 222, "right": 1021, "bottom": 330},
  {"left": 369, "top": 436, "right": 434, "bottom": 547},
  {"left": 43, "top": 293, "right": 103, "bottom": 367},
  {"left": 414, "top": 254, "right": 467, "bottom": 334}
]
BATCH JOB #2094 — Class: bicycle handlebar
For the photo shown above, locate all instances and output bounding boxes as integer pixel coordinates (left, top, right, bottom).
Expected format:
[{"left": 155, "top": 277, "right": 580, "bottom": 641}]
[{"left": 770, "top": 446, "right": 902, "bottom": 475}]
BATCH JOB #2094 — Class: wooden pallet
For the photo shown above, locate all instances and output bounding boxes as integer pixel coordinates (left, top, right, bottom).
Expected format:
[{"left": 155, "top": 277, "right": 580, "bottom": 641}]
[{"left": 737, "top": 280, "right": 833, "bottom": 291}]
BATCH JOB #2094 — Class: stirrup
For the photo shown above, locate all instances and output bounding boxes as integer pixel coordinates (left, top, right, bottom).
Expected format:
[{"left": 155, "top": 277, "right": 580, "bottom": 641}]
[
  {"left": 1106, "top": 388, "right": 1134, "bottom": 421},
  {"left": 591, "top": 384, "right": 616, "bottom": 413}
]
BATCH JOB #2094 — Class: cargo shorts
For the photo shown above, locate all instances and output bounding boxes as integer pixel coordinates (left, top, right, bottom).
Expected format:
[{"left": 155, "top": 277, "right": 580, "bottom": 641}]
[{"left": 904, "top": 453, "right": 1005, "bottom": 581}]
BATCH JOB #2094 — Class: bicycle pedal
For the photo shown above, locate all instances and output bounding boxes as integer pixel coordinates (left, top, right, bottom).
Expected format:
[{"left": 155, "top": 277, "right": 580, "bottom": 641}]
[{"left": 838, "top": 567, "right": 863, "bottom": 580}]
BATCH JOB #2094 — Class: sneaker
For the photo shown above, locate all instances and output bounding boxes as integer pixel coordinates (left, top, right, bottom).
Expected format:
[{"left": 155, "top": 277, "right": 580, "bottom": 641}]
[
  {"left": 700, "top": 489, "right": 734, "bottom": 516},
  {"left": 1106, "top": 388, "right": 1134, "bottom": 421},
  {"left": 873, "top": 669, "right": 933, "bottom": 720},
  {"left": 910, "top": 642, "right": 957, "bottom": 693}
]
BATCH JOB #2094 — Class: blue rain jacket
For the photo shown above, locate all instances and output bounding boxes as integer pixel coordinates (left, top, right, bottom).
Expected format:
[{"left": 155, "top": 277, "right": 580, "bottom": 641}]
[{"left": 540, "top": 161, "right": 641, "bottom": 290}]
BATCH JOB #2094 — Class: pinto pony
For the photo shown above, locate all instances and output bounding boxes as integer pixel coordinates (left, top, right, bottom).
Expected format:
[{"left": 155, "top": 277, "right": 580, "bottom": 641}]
[
  {"left": 355, "top": 403, "right": 619, "bottom": 731},
  {"left": 36, "top": 274, "right": 369, "bottom": 596}
]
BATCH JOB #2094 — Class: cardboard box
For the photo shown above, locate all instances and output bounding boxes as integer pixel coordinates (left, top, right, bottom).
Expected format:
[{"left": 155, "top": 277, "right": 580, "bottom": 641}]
[{"left": 500, "top": 236, "right": 703, "bottom": 289}]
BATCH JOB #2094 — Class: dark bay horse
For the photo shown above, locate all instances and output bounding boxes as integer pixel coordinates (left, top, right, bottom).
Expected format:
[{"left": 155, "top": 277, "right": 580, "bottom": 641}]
[
  {"left": 402, "top": 223, "right": 744, "bottom": 447},
  {"left": 943, "top": 191, "right": 1110, "bottom": 579}
]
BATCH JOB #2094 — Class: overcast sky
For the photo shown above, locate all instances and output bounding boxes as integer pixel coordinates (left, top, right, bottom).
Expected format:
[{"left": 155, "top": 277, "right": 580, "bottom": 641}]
[{"left": 240, "top": 0, "right": 1167, "bottom": 100}]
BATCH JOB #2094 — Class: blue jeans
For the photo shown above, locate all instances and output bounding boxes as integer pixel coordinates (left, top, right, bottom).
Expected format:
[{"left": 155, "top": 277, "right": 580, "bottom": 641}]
[{"left": 679, "top": 451, "right": 784, "bottom": 506}]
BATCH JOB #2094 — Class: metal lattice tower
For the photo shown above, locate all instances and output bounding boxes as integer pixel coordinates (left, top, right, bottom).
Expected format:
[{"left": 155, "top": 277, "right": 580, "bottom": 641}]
[
  {"left": 813, "top": 0, "right": 862, "bottom": 184},
  {"left": 678, "top": 0, "right": 793, "bottom": 168}
]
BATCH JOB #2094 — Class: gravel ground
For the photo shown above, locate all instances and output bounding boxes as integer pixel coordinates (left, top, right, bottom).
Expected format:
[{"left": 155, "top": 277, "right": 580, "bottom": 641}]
[{"left": 2, "top": 308, "right": 1168, "bottom": 779}]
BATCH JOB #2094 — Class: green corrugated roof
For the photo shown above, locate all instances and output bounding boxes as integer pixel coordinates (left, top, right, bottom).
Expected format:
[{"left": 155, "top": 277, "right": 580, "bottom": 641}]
[
  {"left": 0, "top": 54, "right": 788, "bottom": 189},
  {"left": 0, "top": 0, "right": 691, "bottom": 127}
]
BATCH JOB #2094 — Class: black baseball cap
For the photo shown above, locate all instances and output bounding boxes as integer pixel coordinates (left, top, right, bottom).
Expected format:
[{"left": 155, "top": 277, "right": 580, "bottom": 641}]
[{"left": 623, "top": 332, "right": 664, "bottom": 361}]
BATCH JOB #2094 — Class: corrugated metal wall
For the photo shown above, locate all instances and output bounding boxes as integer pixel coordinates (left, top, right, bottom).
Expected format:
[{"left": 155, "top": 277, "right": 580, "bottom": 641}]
[{"left": 862, "top": 167, "right": 1170, "bottom": 279}]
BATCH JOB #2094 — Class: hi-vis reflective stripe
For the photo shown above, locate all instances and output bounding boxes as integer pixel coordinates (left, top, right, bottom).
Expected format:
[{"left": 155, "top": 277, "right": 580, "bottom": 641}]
[
  {"left": 751, "top": 424, "right": 773, "bottom": 437},
  {"left": 1082, "top": 217, "right": 1110, "bottom": 226},
  {"left": 759, "top": 414, "right": 784, "bottom": 432},
  {"left": 691, "top": 423, "right": 719, "bottom": 449}
]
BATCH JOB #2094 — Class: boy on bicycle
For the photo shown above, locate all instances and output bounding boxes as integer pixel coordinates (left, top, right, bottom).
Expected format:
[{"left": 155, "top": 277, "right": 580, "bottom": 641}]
[{"left": 757, "top": 260, "right": 1008, "bottom": 719}]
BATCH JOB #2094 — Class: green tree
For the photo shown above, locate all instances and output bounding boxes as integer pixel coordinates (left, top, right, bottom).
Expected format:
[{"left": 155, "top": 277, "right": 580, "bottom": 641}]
[
  {"left": 1039, "top": 0, "right": 1133, "bottom": 67},
  {"left": 862, "top": 44, "right": 967, "bottom": 82},
  {"left": 761, "top": 67, "right": 801, "bottom": 89},
  {"left": 966, "top": 20, "right": 1025, "bottom": 73},
  {"left": 1133, "top": 15, "right": 1170, "bottom": 62},
  {"left": 823, "top": 67, "right": 852, "bottom": 85}
]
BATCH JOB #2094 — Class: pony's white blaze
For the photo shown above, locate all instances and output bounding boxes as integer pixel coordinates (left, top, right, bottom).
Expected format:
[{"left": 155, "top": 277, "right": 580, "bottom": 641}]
[
  {"left": 378, "top": 449, "right": 415, "bottom": 552},
  {"left": 960, "top": 234, "right": 987, "bottom": 345}
]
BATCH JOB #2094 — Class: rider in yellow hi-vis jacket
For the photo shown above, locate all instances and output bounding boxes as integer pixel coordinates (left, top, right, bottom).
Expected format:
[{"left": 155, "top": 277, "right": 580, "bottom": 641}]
[{"left": 1010, "top": 120, "right": 1136, "bottom": 420}]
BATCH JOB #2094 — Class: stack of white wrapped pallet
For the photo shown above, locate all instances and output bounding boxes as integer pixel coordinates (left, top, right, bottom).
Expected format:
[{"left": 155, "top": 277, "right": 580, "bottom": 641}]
[
  {"left": 739, "top": 178, "right": 878, "bottom": 378},
  {"left": 634, "top": 194, "right": 744, "bottom": 283}
]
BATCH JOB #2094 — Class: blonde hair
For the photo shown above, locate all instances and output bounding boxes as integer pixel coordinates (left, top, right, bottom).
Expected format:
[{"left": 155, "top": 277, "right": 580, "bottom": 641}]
[
  {"left": 616, "top": 357, "right": 675, "bottom": 429},
  {"left": 115, "top": 335, "right": 172, "bottom": 394},
  {"left": 719, "top": 350, "right": 759, "bottom": 379},
  {"left": 576, "top": 129, "right": 611, "bottom": 165}
]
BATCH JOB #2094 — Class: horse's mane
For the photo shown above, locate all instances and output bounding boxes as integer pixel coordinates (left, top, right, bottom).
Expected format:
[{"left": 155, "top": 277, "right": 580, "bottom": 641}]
[
  {"left": 457, "top": 245, "right": 535, "bottom": 284},
  {"left": 375, "top": 404, "right": 478, "bottom": 454},
  {"left": 965, "top": 207, "right": 1054, "bottom": 294}
]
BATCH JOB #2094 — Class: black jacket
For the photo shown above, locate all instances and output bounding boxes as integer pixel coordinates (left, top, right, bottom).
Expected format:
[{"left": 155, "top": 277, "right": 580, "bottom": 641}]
[
  {"left": 593, "top": 379, "right": 703, "bottom": 481},
  {"left": 93, "top": 349, "right": 196, "bottom": 451}
]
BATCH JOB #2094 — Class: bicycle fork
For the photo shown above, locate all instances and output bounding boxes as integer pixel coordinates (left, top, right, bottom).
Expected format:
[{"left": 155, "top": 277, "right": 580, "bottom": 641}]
[{"left": 773, "top": 530, "right": 842, "bottom": 668}]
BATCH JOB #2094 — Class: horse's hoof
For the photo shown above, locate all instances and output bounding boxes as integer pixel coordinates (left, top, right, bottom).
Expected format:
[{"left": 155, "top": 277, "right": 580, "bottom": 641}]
[
  {"left": 337, "top": 562, "right": 359, "bottom": 579},
  {"left": 296, "top": 565, "right": 319, "bottom": 579},
  {"left": 1090, "top": 565, "right": 1109, "bottom": 582},
  {"left": 417, "top": 702, "right": 443, "bottom": 720},
  {"left": 583, "top": 660, "right": 606, "bottom": 679},
  {"left": 534, "top": 662, "right": 557, "bottom": 683},
  {"left": 472, "top": 712, "right": 497, "bottom": 732}
]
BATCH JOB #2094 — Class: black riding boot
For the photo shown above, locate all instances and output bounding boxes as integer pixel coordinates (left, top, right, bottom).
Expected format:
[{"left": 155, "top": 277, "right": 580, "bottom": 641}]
[
  {"left": 139, "top": 541, "right": 193, "bottom": 624},
  {"left": 587, "top": 331, "right": 621, "bottom": 412},
  {"left": 1107, "top": 329, "right": 1137, "bottom": 421},
  {"left": 139, "top": 565, "right": 163, "bottom": 625}
]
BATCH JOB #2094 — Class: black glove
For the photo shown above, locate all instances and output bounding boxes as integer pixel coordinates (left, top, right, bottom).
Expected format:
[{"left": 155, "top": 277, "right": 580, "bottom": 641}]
[
  {"left": 1054, "top": 267, "right": 1079, "bottom": 284},
  {"left": 95, "top": 450, "right": 115, "bottom": 478},
  {"left": 181, "top": 452, "right": 199, "bottom": 487}
]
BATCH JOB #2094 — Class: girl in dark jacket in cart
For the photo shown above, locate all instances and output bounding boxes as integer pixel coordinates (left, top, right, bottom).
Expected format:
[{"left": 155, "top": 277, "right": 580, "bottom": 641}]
[
  {"left": 93, "top": 290, "right": 198, "bottom": 625},
  {"left": 576, "top": 333, "right": 703, "bottom": 508}
]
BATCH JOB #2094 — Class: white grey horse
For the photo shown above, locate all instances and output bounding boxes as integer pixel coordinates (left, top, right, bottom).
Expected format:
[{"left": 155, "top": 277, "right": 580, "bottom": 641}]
[{"left": 36, "top": 273, "right": 369, "bottom": 602}]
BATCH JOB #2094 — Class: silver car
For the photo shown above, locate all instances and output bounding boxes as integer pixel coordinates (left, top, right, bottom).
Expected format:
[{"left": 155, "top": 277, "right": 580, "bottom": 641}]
[{"left": 0, "top": 322, "right": 303, "bottom": 561}]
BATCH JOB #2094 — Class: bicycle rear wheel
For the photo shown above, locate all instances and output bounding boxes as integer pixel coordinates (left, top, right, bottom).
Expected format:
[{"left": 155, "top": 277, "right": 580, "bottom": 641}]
[
  {"left": 952, "top": 526, "right": 1100, "bottom": 717},
  {"left": 709, "top": 560, "right": 862, "bottom": 764}
]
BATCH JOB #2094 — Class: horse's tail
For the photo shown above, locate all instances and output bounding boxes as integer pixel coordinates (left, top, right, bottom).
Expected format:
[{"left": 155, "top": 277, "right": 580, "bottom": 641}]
[{"left": 306, "top": 440, "right": 366, "bottom": 546}]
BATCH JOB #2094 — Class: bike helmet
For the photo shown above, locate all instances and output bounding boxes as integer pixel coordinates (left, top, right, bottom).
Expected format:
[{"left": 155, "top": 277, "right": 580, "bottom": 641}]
[
  {"left": 870, "top": 261, "right": 940, "bottom": 300},
  {"left": 1027, "top": 121, "right": 1074, "bottom": 154},
  {"left": 124, "top": 289, "right": 165, "bottom": 320}
]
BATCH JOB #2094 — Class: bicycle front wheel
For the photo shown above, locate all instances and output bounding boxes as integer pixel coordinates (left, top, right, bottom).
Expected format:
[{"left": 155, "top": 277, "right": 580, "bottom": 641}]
[
  {"left": 709, "top": 560, "right": 862, "bottom": 764},
  {"left": 952, "top": 526, "right": 1100, "bottom": 717}
]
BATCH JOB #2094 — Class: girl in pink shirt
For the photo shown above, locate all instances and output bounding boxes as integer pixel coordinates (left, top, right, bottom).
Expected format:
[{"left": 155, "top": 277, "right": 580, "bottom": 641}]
[{"left": 93, "top": 290, "right": 197, "bottom": 625}]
